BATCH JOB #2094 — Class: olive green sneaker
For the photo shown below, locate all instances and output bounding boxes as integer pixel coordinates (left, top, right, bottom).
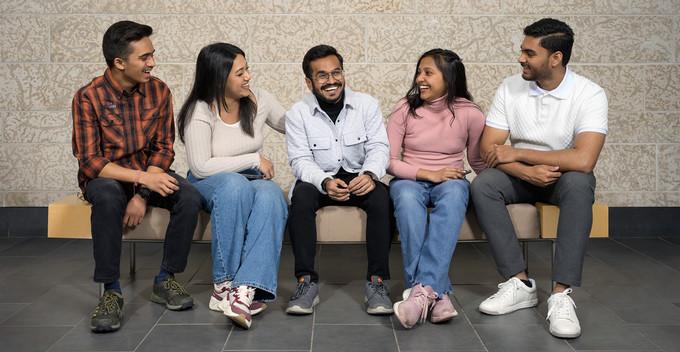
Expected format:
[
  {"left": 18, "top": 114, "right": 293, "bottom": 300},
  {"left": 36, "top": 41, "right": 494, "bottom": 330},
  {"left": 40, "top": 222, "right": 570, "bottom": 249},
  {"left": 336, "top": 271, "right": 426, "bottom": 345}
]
[
  {"left": 91, "top": 290, "right": 124, "bottom": 332},
  {"left": 150, "top": 276, "right": 195, "bottom": 310}
]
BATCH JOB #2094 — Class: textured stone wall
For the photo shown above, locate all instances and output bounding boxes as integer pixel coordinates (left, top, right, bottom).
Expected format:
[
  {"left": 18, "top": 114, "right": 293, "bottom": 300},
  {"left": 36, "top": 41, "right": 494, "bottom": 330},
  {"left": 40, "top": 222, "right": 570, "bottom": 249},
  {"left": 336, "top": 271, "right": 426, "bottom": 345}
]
[{"left": 1, "top": 0, "right": 678, "bottom": 207}]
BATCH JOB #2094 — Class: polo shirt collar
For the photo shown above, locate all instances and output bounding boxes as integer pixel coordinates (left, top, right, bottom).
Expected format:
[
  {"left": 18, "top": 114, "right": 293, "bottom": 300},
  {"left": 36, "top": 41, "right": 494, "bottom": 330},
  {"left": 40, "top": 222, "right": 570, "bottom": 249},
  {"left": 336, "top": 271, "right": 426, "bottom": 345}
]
[{"left": 529, "top": 67, "right": 574, "bottom": 99}]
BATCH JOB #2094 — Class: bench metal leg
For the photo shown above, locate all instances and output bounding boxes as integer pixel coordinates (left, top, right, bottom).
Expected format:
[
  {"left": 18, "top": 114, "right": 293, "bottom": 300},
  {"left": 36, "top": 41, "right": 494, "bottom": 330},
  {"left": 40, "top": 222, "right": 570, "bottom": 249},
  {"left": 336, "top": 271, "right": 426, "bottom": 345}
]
[
  {"left": 522, "top": 241, "right": 529, "bottom": 274},
  {"left": 130, "top": 242, "right": 136, "bottom": 275},
  {"left": 551, "top": 239, "right": 556, "bottom": 290}
]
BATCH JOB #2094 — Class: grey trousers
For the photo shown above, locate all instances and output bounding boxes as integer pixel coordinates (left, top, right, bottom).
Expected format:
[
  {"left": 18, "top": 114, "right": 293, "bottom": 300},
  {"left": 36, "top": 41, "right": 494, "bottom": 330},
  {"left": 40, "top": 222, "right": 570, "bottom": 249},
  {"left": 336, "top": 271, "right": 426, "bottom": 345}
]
[{"left": 470, "top": 168, "right": 595, "bottom": 286}]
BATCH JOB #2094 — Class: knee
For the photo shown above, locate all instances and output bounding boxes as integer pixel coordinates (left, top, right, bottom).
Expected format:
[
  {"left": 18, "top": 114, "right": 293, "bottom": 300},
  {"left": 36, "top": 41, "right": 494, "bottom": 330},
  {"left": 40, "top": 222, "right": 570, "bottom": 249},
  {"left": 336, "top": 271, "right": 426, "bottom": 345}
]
[
  {"left": 86, "top": 179, "right": 126, "bottom": 210},
  {"left": 557, "top": 172, "right": 595, "bottom": 200},
  {"left": 390, "top": 180, "right": 423, "bottom": 205},
  {"left": 291, "top": 182, "right": 319, "bottom": 204},
  {"left": 211, "top": 173, "right": 254, "bottom": 201},
  {"left": 470, "top": 168, "right": 502, "bottom": 198},
  {"left": 438, "top": 180, "right": 470, "bottom": 204}
]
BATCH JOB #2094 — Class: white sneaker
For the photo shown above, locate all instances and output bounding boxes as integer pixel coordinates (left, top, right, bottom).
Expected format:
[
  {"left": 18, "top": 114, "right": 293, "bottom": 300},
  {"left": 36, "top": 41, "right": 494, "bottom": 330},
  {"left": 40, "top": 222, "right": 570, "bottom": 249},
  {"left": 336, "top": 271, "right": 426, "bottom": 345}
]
[
  {"left": 208, "top": 281, "right": 232, "bottom": 312},
  {"left": 479, "top": 277, "right": 538, "bottom": 315},
  {"left": 224, "top": 286, "right": 255, "bottom": 329},
  {"left": 546, "top": 288, "right": 581, "bottom": 338}
]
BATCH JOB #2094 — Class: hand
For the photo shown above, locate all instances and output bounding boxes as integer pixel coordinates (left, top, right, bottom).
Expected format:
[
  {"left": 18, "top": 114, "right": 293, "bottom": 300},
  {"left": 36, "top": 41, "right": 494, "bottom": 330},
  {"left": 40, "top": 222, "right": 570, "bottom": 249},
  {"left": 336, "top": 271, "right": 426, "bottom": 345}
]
[
  {"left": 523, "top": 165, "right": 562, "bottom": 187},
  {"left": 484, "top": 144, "right": 517, "bottom": 167},
  {"left": 426, "top": 168, "right": 468, "bottom": 183},
  {"left": 258, "top": 156, "right": 275, "bottom": 180},
  {"left": 347, "top": 174, "right": 375, "bottom": 196},
  {"left": 123, "top": 195, "right": 147, "bottom": 228},
  {"left": 326, "top": 179, "right": 350, "bottom": 201},
  {"left": 138, "top": 172, "right": 179, "bottom": 197}
]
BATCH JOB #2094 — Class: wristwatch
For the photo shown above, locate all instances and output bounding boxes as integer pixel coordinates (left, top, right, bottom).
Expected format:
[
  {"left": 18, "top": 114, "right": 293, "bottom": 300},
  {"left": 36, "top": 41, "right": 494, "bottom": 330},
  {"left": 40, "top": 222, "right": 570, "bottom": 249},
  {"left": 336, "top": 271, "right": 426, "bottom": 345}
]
[
  {"left": 363, "top": 171, "right": 379, "bottom": 182},
  {"left": 136, "top": 187, "right": 152, "bottom": 200}
]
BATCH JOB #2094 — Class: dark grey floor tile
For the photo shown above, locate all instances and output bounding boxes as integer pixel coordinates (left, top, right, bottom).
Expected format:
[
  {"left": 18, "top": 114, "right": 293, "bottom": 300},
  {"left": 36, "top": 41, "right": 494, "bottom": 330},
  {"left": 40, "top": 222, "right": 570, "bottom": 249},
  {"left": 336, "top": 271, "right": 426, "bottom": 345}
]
[
  {"left": 536, "top": 289, "right": 659, "bottom": 351},
  {"left": 453, "top": 284, "right": 547, "bottom": 325},
  {"left": 0, "top": 256, "right": 38, "bottom": 281},
  {"left": 156, "top": 284, "right": 225, "bottom": 325},
  {"left": 313, "top": 324, "right": 398, "bottom": 352},
  {"left": 634, "top": 324, "right": 680, "bottom": 352},
  {"left": 0, "top": 238, "right": 29, "bottom": 253},
  {"left": 314, "top": 283, "right": 392, "bottom": 325},
  {"left": 317, "top": 244, "right": 372, "bottom": 284},
  {"left": 0, "top": 303, "right": 27, "bottom": 324},
  {"left": 662, "top": 238, "right": 680, "bottom": 247},
  {"left": 137, "top": 324, "right": 228, "bottom": 352},
  {"left": 394, "top": 305, "right": 485, "bottom": 351},
  {"left": 1, "top": 284, "right": 98, "bottom": 326},
  {"left": 225, "top": 309, "right": 313, "bottom": 351},
  {"left": 474, "top": 324, "right": 573, "bottom": 352},
  {"left": 582, "top": 285, "right": 680, "bottom": 324},
  {"left": 50, "top": 303, "right": 167, "bottom": 351},
  {"left": 0, "top": 326, "right": 72, "bottom": 352},
  {"left": 0, "top": 237, "right": 70, "bottom": 257}
]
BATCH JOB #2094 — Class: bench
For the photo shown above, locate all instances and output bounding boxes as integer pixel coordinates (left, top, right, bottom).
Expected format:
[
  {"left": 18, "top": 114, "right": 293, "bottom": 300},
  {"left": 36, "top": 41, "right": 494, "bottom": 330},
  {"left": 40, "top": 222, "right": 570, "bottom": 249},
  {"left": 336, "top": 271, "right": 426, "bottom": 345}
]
[{"left": 47, "top": 194, "right": 608, "bottom": 273}]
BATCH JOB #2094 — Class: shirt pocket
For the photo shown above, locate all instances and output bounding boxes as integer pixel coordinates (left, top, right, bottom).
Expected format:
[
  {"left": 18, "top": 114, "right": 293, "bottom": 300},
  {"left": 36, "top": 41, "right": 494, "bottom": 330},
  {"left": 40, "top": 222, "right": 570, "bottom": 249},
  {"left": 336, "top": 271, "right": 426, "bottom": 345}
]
[
  {"left": 308, "top": 136, "right": 331, "bottom": 150},
  {"left": 343, "top": 131, "right": 367, "bottom": 146},
  {"left": 100, "top": 109, "right": 124, "bottom": 126},
  {"left": 140, "top": 108, "right": 160, "bottom": 136}
]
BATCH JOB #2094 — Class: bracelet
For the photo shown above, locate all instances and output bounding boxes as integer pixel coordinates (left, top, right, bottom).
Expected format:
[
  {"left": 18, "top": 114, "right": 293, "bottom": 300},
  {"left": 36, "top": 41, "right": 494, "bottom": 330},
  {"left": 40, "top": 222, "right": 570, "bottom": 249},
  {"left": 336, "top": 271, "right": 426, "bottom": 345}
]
[{"left": 133, "top": 170, "right": 141, "bottom": 195}]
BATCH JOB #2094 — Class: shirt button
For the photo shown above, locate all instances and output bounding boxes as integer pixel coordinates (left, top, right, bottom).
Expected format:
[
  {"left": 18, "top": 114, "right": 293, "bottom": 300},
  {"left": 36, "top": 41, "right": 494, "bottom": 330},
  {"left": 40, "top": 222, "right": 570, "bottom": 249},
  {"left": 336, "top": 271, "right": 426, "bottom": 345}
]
[
  {"left": 337, "top": 159, "right": 341, "bottom": 162},
  {"left": 313, "top": 144, "right": 317, "bottom": 147},
  {"left": 357, "top": 137, "right": 360, "bottom": 140},
  {"left": 335, "top": 139, "right": 338, "bottom": 142}
]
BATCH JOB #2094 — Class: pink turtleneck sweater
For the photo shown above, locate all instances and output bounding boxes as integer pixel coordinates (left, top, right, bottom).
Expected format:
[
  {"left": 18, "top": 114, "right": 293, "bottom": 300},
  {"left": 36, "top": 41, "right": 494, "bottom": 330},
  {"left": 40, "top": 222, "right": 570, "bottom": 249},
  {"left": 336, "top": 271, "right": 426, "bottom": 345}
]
[{"left": 386, "top": 96, "right": 486, "bottom": 180}]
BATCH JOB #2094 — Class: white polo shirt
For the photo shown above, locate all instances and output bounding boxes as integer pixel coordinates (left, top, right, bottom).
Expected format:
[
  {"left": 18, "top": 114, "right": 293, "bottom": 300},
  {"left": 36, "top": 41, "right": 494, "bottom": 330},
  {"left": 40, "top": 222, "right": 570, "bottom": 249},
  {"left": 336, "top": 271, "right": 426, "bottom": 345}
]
[{"left": 486, "top": 68, "right": 608, "bottom": 151}]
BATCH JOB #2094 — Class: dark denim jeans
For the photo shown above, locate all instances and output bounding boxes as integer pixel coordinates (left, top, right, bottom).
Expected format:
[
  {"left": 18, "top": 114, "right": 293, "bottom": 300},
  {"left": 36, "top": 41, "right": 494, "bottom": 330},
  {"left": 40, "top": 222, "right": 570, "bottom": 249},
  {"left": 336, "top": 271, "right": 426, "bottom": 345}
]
[{"left": 84, "top": 171, "right": 202, "bottom": 283}]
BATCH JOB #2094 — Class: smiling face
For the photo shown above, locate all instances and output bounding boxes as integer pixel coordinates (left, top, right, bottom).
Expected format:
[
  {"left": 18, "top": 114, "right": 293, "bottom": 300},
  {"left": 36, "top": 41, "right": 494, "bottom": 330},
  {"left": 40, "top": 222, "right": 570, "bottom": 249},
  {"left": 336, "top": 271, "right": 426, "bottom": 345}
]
[
  {"left": 518, "top": 35, "right": 556, "bottom": 84},
  {"left": 306, "top": 55, "right": 345, "bottom": 104},
  {"left": 224, "top": 54, "right": 251, "bottom": 101},
  {"left": 416, "top": 55, "right": 447, "bottom": 101},
  {"left": 113, "top": 36, "right": 156, "bottom": 92}
]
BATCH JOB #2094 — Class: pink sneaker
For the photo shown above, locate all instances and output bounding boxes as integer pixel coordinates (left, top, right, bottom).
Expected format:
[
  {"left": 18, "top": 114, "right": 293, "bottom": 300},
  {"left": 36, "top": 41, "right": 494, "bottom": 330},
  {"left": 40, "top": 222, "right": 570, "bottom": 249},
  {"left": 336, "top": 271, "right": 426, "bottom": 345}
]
[
  {"left": 393, "top": 283, "right": 438, "bottom": 329},
  {"left": 224, "top": 286, "right": 255, "bottom": 329},
  {"left": 430, "top": 294, "right": 458, "bottom": 323}
]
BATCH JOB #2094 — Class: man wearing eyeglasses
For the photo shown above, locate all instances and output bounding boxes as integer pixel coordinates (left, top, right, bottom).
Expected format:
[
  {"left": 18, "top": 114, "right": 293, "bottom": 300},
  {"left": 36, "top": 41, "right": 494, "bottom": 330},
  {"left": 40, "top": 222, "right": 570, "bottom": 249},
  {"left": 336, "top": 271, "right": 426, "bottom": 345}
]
[{"left": 285, "top": 45, "right": 393, "bottom": 316}]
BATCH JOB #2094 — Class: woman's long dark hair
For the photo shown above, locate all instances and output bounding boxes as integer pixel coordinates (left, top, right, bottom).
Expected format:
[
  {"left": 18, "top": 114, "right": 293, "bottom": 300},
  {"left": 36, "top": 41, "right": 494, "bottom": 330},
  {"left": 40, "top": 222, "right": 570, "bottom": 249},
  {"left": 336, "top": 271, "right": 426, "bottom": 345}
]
[
  {"left": 177, "top": 43, "right": 256, "bottom": 143},
  {"left": 403, "top": 49, "right": 473, "bottom": 123}
]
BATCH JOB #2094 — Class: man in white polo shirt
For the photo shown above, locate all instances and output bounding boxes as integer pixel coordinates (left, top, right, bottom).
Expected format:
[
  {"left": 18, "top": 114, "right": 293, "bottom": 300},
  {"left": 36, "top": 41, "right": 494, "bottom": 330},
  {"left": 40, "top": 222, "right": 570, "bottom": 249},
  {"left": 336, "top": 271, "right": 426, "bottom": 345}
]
[{"left": 470, "top": 18, "right": 607, "bottom": 338}]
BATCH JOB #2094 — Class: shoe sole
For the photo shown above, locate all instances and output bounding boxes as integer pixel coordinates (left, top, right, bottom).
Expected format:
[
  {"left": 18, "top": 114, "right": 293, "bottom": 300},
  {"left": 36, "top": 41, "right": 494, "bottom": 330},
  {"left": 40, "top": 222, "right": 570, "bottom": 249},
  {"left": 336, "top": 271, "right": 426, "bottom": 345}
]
[
  {"left": 393, "top": 301, "right": 416, "bottom": 329},
  {"left": 479, "top": 298, "right": 538, "bottom": 315},
  {"left": 91, "top": 321, "right": 120, "bottom": 332},
  {"left": 286, "top": 295, "right": 319, "bottom": 315},
  {"left": 364, "top": 297, "right": 394, "bottom": 315},
  {"left": 150, "top": 293, "right": 195, "bottom": 311},
  {"left": 430, "top": 309, "right": 458, "bottom": 323},
  {"left": 550, "top": 328, "right": 581, "bottom": 339}
]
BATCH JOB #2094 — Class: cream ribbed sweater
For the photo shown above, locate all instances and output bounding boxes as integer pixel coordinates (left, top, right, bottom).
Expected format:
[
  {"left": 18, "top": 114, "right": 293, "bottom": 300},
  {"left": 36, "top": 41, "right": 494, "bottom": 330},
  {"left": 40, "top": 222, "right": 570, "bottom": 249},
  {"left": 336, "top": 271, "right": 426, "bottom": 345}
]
[{"left": 184, "top": 87, "right": 286, "bottom": 179}]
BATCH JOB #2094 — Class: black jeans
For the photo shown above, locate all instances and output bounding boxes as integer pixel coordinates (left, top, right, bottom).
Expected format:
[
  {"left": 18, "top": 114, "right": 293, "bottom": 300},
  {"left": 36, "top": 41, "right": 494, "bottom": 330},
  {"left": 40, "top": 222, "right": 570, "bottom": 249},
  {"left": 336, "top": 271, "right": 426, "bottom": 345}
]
[
  {"left": 84, "top": 171, "right": 202, "bottom": 283},
  {"left": 288, "top": 174, "right": 392, "bottom": 283}
]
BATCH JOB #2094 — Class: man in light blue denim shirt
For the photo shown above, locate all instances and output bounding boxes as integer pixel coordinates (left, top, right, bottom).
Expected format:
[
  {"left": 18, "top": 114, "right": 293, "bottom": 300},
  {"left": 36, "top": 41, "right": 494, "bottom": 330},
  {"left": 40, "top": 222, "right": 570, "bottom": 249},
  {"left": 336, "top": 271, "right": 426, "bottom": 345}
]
[{"left": 285, "top": 45, "right": 393, "bottom": 316}]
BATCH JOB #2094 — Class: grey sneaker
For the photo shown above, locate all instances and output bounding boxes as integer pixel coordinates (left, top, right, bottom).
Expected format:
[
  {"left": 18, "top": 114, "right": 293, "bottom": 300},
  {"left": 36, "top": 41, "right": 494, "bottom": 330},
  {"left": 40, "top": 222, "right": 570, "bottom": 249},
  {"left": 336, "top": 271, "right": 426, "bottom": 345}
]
[
  {"left": 286, "top": 275, "right": 319, "bottom": 315},
  {"left": 364, "top": 276, "right": 393, "bottom": 315},
  {"left": 150, "top": 276, "right": 195, "bottom": 310},
  {"left": 91, "top": 290, "right": 124, "bottom": 332}
]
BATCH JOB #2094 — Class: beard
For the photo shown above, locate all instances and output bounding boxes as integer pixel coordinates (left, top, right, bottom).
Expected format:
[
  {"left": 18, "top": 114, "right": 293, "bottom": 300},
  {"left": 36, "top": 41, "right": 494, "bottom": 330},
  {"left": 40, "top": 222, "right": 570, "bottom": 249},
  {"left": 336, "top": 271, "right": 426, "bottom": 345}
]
[{"left": 312, "top": 81, "right": 344, "bottom": 104}]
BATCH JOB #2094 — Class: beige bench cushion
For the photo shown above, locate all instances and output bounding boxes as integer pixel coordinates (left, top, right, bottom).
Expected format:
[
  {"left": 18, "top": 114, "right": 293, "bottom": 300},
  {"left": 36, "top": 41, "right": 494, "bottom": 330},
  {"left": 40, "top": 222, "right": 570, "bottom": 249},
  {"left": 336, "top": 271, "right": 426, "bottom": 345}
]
[{"left": 48, "top": 194, "right": 543, "bottom": 242}]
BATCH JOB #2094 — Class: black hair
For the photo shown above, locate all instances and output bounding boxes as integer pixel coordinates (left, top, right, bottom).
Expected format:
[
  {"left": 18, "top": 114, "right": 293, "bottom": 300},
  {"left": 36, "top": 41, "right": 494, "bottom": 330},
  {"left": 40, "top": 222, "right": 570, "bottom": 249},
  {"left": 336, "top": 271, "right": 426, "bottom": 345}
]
[
  {"left": 401, "top": 48, "right": 474, "bottom": 123},
  {"left": 302, "top": 45, "right": 344, "bottom": 79},
  {"left": 177, "top": 43, "right": 256, "bottom": 143},
  {"left": 102, "top": 20, "right": 153, "bottom": 68},
  {"left": 524, "top": 18, "right": 575, "bottom": 66}
]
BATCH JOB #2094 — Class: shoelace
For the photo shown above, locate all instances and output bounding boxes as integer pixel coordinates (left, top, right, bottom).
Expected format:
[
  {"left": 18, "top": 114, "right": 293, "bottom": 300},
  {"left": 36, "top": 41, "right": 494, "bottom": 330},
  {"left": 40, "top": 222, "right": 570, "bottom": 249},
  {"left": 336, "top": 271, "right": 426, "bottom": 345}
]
[
  {"left": 292, "top": 281, "right": 310, "bottom": 300},
  {"left": 232, "top": 286, "right": 254, "bottom": 308},
  {"left": 546, "top": 288, "right": 576, "bottom": 322},
  {"left": 98, "top": 293, "right": 119, "bottom": 315},
  {"left": 412, "top": 286, "right": 438, "bottom": 323},
  {"left": 163, "top": 277, "right": 189, "bottom": 294},
  {"left": 369, "top": 281, "right": 389, "bottom": 299},
  {"left": 489, "top": 279, "right": 516, "bottom": 300}
]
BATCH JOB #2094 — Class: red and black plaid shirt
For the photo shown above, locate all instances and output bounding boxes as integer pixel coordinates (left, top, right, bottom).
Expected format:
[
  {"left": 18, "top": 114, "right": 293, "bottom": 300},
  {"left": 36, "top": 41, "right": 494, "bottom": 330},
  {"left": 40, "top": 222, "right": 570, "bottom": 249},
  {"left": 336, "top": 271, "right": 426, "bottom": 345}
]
[{"left": 72, "top": 67, "right": 175, "bottom": 193}]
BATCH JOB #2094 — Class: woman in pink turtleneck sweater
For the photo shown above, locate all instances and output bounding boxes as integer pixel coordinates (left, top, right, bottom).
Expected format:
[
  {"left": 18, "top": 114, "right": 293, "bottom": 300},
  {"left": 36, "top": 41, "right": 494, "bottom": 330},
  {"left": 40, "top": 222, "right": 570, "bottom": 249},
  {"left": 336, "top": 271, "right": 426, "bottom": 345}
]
[{"left": 388, "top": 49, "right": 486, "bottom": 329}]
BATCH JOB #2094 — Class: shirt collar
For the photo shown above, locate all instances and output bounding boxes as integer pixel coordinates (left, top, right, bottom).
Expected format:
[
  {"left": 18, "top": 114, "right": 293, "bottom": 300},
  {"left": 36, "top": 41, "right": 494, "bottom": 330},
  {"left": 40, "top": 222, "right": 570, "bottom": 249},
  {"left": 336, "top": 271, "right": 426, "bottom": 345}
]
[
  {"left": 103, "top": 67, "right": 147, "bottom": 99},
  {"left": 529, "top": 67, "right": 573, "bottom": 99},
  {"left": 306, "top": 86, "right": 356, "bottom": 116}
]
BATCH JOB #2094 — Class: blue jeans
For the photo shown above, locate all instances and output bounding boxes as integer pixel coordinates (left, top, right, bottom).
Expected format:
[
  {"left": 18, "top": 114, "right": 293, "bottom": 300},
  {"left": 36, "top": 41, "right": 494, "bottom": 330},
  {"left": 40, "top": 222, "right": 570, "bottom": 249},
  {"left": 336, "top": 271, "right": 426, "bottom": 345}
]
[
  {"left": 187, "top": 170, "right": 288, "bottom": 301},
  {"left": 390, "top": 178, "right": 470, "bottom": 296}
]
